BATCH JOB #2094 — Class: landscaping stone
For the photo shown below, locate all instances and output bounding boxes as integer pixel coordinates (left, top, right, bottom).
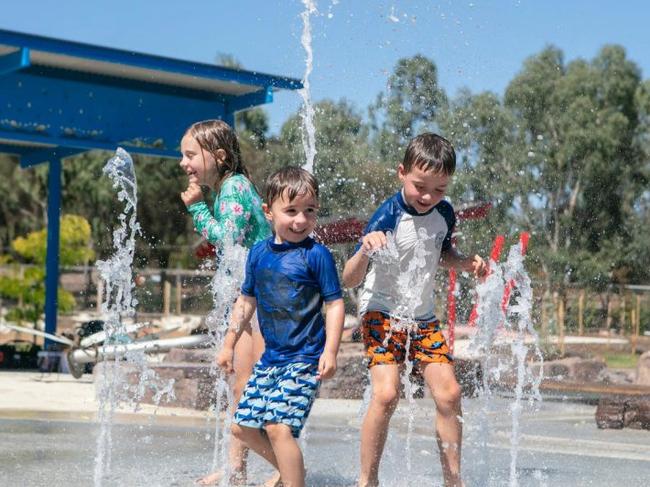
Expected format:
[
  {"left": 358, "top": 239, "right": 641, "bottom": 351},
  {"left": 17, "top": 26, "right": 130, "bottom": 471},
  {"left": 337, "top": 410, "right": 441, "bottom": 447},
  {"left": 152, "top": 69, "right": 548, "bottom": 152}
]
[
  {"left": 530, "top": 357, "right": 606, "bottom": 383},
  {"left": 93, "top": 355, "right": 218, "bottom": 410},
  {"left": 318, "top": 343, "right": 368, "bottom": 399},
  {"left": 595, "top": 398, "right": 625, "bottom": 429},
  {"left": 596, "top": 395, "right": 650, "bottom": 430}
]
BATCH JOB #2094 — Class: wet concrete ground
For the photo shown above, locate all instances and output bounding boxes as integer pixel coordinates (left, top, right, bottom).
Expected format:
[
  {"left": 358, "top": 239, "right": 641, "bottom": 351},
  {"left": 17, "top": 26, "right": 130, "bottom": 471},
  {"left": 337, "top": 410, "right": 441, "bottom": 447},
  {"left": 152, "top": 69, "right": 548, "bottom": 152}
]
[{"left": 1, "top": 396, "right": 649, "bottom": 486}]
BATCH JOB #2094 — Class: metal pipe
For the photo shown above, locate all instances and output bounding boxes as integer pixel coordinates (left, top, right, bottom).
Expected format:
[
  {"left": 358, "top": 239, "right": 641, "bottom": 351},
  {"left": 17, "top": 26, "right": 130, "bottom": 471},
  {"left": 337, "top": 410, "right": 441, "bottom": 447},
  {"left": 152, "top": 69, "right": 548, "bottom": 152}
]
[{"left": 68, "top": 334, "right": 212, "bottom": 365}]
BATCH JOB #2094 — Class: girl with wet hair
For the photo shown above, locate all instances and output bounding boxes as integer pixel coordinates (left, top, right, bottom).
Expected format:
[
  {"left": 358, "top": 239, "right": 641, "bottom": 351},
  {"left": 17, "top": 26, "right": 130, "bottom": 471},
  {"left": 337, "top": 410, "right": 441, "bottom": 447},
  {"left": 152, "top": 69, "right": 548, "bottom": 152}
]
[{"left": 179, "top": 120, "right": 278, "bottom": 486}]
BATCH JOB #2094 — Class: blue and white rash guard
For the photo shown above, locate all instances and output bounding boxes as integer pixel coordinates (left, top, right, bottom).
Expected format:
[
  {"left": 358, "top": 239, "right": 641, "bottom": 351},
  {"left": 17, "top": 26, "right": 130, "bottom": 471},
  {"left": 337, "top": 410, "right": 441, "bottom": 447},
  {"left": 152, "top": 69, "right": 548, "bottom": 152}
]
[
  {"left": 357, "top": 190, "right": 456, "bottom": 321},
  {"left": 241, "top": 236, "right": 342, "bottom": 367}
]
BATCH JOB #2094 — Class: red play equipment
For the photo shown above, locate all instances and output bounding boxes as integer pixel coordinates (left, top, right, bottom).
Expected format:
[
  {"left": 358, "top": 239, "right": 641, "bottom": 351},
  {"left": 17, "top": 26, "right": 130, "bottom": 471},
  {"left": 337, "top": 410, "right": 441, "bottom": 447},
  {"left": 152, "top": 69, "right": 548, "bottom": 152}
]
[{"left": 455, "top": 232, "right": 530, "bottom": 353}]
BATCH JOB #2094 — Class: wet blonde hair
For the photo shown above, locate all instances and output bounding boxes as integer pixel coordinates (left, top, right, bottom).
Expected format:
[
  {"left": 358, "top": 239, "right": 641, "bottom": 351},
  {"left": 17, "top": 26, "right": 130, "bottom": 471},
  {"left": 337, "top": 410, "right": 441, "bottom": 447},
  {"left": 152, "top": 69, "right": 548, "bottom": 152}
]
[{"left": 184, "top": 119, "right": 250, "bottom": 191}]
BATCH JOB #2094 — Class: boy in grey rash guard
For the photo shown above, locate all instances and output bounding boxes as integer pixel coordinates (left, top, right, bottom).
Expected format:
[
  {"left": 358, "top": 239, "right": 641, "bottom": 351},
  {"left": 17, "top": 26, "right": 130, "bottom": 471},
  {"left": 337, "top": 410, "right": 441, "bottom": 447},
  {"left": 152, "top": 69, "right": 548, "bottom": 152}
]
[{"left": 343, "top": 133, "right": 487, "bottom": 487}]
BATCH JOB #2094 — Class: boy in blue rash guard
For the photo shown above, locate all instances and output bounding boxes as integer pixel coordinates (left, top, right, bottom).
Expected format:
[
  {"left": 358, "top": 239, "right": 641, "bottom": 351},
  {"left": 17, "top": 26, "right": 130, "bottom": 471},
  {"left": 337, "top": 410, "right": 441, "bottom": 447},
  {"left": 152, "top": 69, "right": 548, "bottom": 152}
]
[{"left": 217, "top": 166, "right": 345, "bottom": 487}]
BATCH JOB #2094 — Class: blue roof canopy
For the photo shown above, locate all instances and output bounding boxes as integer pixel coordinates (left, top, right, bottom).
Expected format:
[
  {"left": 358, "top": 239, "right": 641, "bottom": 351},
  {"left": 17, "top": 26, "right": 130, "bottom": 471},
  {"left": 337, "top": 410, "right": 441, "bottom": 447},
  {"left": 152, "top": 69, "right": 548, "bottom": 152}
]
[
  {"left": 0, "top": 29, "right": 302, "bottom": 343},
  {"left": 0, "top": 28, "right": 301, "bottom": 163}
]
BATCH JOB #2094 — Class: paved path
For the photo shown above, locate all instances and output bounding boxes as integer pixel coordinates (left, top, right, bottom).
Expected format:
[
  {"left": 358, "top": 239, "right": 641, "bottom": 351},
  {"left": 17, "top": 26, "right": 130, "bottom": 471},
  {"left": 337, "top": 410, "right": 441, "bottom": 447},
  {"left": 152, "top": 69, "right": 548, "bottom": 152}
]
[{"left": 2, "top": 371, "right": 650, "bottom": 486}]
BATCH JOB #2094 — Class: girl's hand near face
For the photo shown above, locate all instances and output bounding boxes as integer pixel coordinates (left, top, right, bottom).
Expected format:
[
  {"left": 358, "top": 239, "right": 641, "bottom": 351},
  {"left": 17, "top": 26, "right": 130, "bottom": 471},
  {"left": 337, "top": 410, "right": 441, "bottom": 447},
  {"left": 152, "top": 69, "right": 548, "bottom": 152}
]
[{"left": 181, "top": 182, "right": 203, "bottom": 207}]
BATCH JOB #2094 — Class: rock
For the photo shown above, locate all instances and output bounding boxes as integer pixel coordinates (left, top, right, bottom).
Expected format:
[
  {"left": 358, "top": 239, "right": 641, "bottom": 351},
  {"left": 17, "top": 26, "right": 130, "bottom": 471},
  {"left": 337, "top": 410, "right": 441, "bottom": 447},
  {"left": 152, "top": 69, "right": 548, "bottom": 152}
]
[
  {"left": 635, "top": 351, "right": 650, "bottom": 386},
  {"left": 595, "top": 395, "right": 650, "bottom": 430},
  {"left": 455, "top": 359, "right": 482, "bottom": 398},
  {"left": 93, "top": 353, "right": 219, "bottom": 410},
  {"left": 164, "top": 347, "right": 214, "bottom": 363},
  {"left": 319, "top": 343, "right": 368, "bottom": 399},
  {"left": 595, "top": 398, "right": 625, "bottom": 429},
  {"left": 624, "top": 398, "right": 650, "bottom": 429},
  {"left": 539, "top": 357, "right": 606, "bottom": 382}
]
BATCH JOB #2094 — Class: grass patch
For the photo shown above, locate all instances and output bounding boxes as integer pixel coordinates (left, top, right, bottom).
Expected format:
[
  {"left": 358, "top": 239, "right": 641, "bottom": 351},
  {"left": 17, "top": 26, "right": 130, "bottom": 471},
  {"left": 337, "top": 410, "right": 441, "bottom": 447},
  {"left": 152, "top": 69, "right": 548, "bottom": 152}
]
[{"left": 602, "top": 353, "right": 638, "bottom": 369}]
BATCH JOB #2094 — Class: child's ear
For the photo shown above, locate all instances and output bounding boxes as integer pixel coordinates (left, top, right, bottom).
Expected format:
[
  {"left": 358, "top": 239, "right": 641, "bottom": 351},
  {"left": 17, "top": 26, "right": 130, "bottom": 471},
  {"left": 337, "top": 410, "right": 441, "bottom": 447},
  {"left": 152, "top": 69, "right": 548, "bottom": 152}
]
[
  {"left": 215, "top": 148, "right": 227, "bottom": 162},
  {"left": 397, "top": 164, "right": 406, "bottom": 182},
  {"left": 262, "top": 203, "right": 273, "bottom": 222}
]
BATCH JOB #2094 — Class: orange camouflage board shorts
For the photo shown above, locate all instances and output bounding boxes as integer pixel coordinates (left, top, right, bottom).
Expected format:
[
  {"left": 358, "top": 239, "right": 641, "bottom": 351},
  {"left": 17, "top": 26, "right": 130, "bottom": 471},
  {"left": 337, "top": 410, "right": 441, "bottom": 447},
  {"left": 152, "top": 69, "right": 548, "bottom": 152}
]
[{"left": 362, "top": 311, "right": 453, "bottom": 368}]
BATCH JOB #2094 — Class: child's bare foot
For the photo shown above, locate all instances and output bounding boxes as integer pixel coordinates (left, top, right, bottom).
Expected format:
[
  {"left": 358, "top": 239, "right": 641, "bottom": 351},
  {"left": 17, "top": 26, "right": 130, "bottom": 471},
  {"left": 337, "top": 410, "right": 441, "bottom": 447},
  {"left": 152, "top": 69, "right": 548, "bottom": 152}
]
[
  {"left": 196, "top": 470, "right": 221, "bottom": 486},
  {"left": 196, "top": 469, "right": 246, "bottom": 486},
  {"left": 259, "top": 470, "right": 283, "bottom": 487}
]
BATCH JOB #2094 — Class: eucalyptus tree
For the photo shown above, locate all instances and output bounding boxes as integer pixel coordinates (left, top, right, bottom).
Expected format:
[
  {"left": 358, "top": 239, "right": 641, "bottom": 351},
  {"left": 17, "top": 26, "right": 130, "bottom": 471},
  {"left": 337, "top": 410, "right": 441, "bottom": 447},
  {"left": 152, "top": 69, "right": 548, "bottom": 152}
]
[
  {"left": 504, "top": 45, "right": 647, "bottom": 289},
  {"left": 369, "top": 55, "right": 448, "bottom": 163}
]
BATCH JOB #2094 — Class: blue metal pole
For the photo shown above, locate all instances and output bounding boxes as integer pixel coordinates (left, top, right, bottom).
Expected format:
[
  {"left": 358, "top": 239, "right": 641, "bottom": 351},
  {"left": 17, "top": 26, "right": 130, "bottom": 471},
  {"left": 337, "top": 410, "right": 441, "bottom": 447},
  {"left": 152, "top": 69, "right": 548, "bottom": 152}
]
[
  {"left": 44, "top": 158, "right": 62, "bottom": 348},
  {"left": 223, "top": 111, "right": 235, "bottom": 128}
]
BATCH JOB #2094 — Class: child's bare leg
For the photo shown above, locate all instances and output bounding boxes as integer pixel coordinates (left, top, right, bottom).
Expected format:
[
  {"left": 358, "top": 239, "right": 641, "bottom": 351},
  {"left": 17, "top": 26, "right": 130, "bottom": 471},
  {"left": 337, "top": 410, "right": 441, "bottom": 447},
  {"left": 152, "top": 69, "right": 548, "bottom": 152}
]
[
  {"left": 229, "top": 328, "right": 258, "bottom": 478},
  {"left": 265, "top": 423, "right": 305, "bottom": 487},
  {"left": 421, "top": 362, "right": 463, "bottom": 487},
  {"left": 248, "top": 328, "right": 282, "bottom": 487},
  {"left": 359, "top": 364, "right": 400, "bottom": 487},
  {"left": 232, "top": 424, "right": 280, "bottom": 469},
  {"left": 197, "top": 327, "right": 261, "bottom": 485}
]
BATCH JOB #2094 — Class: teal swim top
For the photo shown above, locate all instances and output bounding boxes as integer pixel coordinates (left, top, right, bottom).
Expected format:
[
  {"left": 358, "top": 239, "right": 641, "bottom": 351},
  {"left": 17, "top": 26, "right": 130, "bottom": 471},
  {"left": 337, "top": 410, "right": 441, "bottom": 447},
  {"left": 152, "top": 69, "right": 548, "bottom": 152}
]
[{"left": 187, "top": 173, "right": 271, "bottom": 249}]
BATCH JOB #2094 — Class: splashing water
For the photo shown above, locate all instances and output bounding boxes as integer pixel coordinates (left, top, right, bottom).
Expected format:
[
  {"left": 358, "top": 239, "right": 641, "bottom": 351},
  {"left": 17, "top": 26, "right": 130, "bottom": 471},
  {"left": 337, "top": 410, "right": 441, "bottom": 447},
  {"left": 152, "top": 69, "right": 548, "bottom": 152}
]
[
  {"left": 93, "top": 148, "right": 140, "bottom": 486},
  {"left": 469, "top": 240, "right": 543, "bottom": 486},
  {"left": 94, "top": 148, "right": 174, "bottom": 486},
  {"left": 367, "top": 229, "right": 438, "bottom": 477},
  {"left": 468, "top": 258, "right": 505, "bottom": 486},
  {"left": 299, "top": 0, "right": 317, "bottom": 173},
  {"left": 203, "top": 239, "right": 249, "bottom": 485},
  {"left": 502, "top": 243, "right": 543, "bottom": 486}
]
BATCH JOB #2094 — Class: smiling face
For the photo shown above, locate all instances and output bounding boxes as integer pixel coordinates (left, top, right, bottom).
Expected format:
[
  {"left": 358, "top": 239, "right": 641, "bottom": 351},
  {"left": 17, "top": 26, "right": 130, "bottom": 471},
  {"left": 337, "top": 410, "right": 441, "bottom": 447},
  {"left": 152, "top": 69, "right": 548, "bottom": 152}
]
[
  {"left": 264, "top": 189, "right": 319, "bottom": 244},
  {"left": 398, "top": 163, "right": 450, "bottom": 214},
  {"left": 179, "top": 134, "right": 221, "bottom": 187}
]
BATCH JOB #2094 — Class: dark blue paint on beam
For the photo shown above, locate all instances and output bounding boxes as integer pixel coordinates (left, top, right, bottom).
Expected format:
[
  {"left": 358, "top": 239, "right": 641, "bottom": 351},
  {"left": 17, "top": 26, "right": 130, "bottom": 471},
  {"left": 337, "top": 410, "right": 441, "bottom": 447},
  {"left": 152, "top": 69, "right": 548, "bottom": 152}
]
[
  {"left": 24, "top": 64, "right": 227, "bottom": 102},
  {"left": 20, "top": 148, "right": 84, "bottom": 167},
  {"left": 4, "top": 130, "right": 181, "bottom": 166},
  {"left": 0, "top": 144, "right": 32, "bottom": 156},
  {"left": 1, "top": 72, "right": 228, "bottom": 154},
  {"left": 44, "top": 158, "right": 61, "bottom": 346},
  {"left": 226, "top": 86, "right": 274, "bottom": 113},
  {"left": 0, "top": 47, "right": 30, "bottom": 76}
]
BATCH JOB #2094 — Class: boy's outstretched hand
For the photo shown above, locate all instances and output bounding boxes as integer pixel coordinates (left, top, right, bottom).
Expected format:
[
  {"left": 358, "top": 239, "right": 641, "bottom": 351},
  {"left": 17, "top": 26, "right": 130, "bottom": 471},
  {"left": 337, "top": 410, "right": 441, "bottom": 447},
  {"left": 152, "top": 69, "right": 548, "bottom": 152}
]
[
  {"left": 471, "top": 254, "right": 488, "bottom": 278},
  {"left": 181, "top": 182, "right": 203, "bottom": 207},
  {"left": 317, "top": 350, "right": 337, "bottom": 380},
  {"left": 359, "top": 231, "right": 387, "bottom": 256},
  {"left": 216, "top": 347, "right": 235, "bottom": 374}
]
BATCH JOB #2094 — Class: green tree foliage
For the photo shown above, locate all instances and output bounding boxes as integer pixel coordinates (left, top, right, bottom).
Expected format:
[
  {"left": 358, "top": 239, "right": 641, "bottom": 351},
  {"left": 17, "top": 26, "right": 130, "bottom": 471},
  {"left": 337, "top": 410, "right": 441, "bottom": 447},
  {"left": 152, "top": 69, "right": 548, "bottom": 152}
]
[
  {"left": 267, "top": 99, "right": 394, "bottom": 219},
  {"left": 0, "top": 155, "right": 49, "bottom": 252},
  {"left": 370, "top": 55, "right": 447, "bottom": 162},
  {"left": 0, "top": 215, "right": 92, "bottom": 325},
  {"left": 504, "top": 45, "right": 647, "bottom": 287},
  {"left": 438, "top": 89, "right": 523, "bottom": 254}
]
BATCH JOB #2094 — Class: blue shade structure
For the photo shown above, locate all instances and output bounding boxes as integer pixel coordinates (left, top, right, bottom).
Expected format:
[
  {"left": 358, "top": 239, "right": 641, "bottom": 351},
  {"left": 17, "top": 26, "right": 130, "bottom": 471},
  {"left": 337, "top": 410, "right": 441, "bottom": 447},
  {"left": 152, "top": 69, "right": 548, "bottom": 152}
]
[{"left": 0, "top": 29, "right": 302, "bottom": 343}]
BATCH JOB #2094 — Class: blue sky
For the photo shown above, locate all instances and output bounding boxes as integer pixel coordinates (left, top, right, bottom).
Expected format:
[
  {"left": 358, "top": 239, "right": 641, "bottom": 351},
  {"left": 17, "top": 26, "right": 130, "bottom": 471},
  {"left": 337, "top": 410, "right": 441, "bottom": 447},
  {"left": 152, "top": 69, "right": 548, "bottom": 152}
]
[{"left": 1, "top": 1, "right": 648, "bottom": 134}]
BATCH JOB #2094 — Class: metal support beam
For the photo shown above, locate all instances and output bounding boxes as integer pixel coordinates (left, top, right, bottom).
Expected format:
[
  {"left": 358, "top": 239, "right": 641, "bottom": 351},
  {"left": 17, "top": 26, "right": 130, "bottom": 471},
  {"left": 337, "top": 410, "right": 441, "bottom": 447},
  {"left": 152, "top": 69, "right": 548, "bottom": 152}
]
[
  {"left": 223, "top": 112, "right": 235, "bottom": 128},
  {"left": 20, "top": 147, "right": 83, "bottom": 168},
  {"left": 44, "top": 158, "right": 61, "bottom": 348},
  {"left": 225, "top": 86, "right": 274, "bottom": 113},
  {"left": 0, "top": 47, "right": 30, "bottom": 76}
]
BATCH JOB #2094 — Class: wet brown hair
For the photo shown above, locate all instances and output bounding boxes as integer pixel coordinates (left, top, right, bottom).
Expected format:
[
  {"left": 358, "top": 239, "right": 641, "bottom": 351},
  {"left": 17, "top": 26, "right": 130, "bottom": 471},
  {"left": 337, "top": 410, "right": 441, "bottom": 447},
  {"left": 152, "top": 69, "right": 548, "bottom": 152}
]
[
  {"left": 184, "top": 119, "right": 250, "bottom": 191},
  {"left": 402, "top": 132, "right": 456, "bottom": 175},
  {"left": 265, "top": 166, "right": 319, "bottom": 206}
]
